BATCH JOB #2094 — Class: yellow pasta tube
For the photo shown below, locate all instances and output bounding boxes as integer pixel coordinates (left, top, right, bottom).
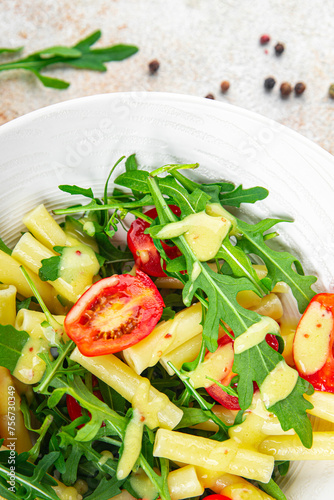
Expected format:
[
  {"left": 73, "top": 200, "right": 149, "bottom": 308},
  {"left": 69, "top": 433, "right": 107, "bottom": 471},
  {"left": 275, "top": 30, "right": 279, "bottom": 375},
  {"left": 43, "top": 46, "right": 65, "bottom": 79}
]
[
  {"left": 250, "top": 293, "right": 283, "bottom": 320},
  {"left": 0, "top": 285, "right": 16, "bottom": 326},
  {"left": 0, "top": 249, "right": 64, "bottom": 314},
  {"left": 0, "top": 367, "right": 32, "bottom": 453},
  {"left": 123, "top": 302, "right": 203, "bottom": 374},
  {"left": 187, "top": 341, "right": 234, "bottom": 389},
  {"left": 12, "top": 232, "right": 80, "bottom": 303},
  {"left": 259, "top": 432, "right": 334, "bottom": 460},
  {"left": 168, "top": 465, "right": 204, "bottom": 500},
  {"left": 160, "top": 333, "right": 202, "bottom": 375},
  {"left": 305, "top": 391, "right": 334, "bottom": 423},
  {"left": 196, "top": 470, "right": 275, "bottom": 500},
  {"left": 70, "top": 348, "right": 183, "bottom": 430},
  {"left": 22, "top": 203, "right": 75, "bottom": 251},
  {"left": 153, "top": 429, "right": 274, "bottom": 483}
]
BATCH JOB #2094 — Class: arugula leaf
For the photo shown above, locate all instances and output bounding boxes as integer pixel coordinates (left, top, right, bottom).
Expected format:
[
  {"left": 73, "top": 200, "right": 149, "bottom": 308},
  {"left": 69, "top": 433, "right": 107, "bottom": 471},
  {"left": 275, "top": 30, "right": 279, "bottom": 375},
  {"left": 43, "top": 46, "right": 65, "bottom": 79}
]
[
  {"left": 219, "top": 185, "right": 269, "bottom": 207},
  {"left": 84, "top": 477, "right": 123, "bottom": 500},
  {"left": 257, "top": 478, "right": 287, "bottom": 500},
  {"left": 125, "top": 154, "right": 138, "bottom": 171},
  {"left": 237, "top": 218, "right": 317, "bottom": 312},
  {"left": 160, "top": 307, "right": 176, "bottom": 321},
  {"left": 59, "top": 184, "right": 95, "bottom": 198},
  {"left": 0, "top": 451, "right": 59, "bottom": 500},
  {"left": 0, "top": 46, "right": 23, "bottom": 54},
  {"left": 39, "top": 255, "right": 60, "bottom": 282},
  {"left": 16, "top": 296, "right": 37, "bottom": 312},
  {"left": 0, "top": 236, "right": 12, "bottom": 255},
  {"left": 0, "top": 30, "right": 138, "bottom": 89},
  {"left": 175, "top": 407, "right": 210, "bottom": 429},
  {"left": 216, "top": 236, "right": 267, "bottom": 295},
  {"left": 0, "top": 325, "right": 29, "bottom": 372},
  {"left": 171, "top": 170, "right": 235, "bottom": 203},
  {"left": 57, "top": 419, "right": 119, "bottom": 485}
]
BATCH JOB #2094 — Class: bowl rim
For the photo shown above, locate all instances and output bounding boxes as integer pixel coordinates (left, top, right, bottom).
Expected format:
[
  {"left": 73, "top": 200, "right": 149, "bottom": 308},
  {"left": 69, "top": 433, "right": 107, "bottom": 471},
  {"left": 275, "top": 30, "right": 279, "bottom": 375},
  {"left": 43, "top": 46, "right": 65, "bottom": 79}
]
[{"left": 0, "top": 90, "right": 333, "bottom": 164}]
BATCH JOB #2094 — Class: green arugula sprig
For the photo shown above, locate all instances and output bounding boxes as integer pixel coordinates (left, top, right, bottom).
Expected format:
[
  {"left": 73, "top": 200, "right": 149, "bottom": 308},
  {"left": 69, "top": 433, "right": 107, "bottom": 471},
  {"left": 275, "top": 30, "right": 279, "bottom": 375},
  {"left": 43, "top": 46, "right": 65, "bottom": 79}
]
[{"left": 0, "top": 30, "right": 138, "bottom": 89}]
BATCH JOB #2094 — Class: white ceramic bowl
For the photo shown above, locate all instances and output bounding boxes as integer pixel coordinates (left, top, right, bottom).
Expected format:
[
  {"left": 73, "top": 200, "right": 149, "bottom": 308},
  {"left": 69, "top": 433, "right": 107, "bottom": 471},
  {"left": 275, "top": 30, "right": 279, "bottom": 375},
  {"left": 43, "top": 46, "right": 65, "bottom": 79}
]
[{"left": 1, "top": 92, "right": 334, "bottom": 499}]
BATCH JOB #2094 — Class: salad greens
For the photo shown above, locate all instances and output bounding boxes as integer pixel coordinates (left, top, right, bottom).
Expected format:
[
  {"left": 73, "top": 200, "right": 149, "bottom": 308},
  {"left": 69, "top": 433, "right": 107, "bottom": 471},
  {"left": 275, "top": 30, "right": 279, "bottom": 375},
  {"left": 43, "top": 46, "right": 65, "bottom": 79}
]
[
  {"left": 0, "top": 31, "right": 138, "bottom": 89},
  {"left": 0, "top": 155, "right": 317, "bottom": 500}
]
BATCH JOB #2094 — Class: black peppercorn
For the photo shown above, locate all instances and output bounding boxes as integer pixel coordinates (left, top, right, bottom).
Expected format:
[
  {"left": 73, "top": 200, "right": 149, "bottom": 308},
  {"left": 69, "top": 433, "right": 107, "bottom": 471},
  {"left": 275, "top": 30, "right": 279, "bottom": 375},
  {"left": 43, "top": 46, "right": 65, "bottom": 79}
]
[
  {"left": 294, "top": 82, "right": 306, "bottom": 96},
  {"left": 328, "top": 84, "right": 334, "bottom": 99},
  {"left": 148, "top": 59, "right": 160, "bottom": 74},
  {"left": 205, "top": 93, "right": 215, "bottom": 100},
  {"left": 264, "top": 77, "right": 276, "bottom": 90},
  {"left": 274, "top": 43, "right": 285, "bottom": 56},
  {"left": 280, "top": 82, "right": 292, "bottom": 97},
  {"left": 220, "top": 80, "right": 230, "bottom": 93}
]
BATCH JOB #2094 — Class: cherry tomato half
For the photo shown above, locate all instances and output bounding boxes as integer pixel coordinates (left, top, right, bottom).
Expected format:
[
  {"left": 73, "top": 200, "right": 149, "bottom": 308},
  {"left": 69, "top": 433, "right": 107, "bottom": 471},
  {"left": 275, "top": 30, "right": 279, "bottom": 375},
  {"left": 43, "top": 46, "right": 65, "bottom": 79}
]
[
  {"left": 293, "top": 293, "right": 334, "bottom": 393},
  {"left": 202, "top": 495, "right": 231, "bottom": 500},
  {"left": 127, "top": 205, "right": 181, "bottom": 277},
  {"left": 64, "top": 270, "right": 164, "bottom": 356},
  {"left": 205, "top": 333, "right": 279, "bottom": 410}
]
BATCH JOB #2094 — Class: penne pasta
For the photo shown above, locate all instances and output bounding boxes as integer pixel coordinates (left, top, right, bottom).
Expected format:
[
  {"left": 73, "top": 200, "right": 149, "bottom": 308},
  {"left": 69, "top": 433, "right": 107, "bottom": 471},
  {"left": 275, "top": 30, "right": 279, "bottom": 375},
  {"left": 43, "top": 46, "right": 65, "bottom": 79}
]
[
  {"left": 196, "top": 469, "right": 275, "bottom": 500},
  {"left": 70, "top": 348, "right": 183, "bottom": 430},
  {"left": 168, "top": 465, "right": 204, "bottom": 500},
  {"left": 305, "top": 391, "right": 334, "bottom": 423},
  {"left": 153, "top": 429, "right": 274, "bottom": 483},
  {"left": 123, "top": 302, "right": 203, "bottom": 374},
  {"left": 159, "top": 332, "right": 203, "bottom": 375},
  {"left": 0, "top": 284, "right": 17, "bottom": 326},
  {"left": 259, "top": 432, "right": 334, "bottom": 460},
  {"left": 0, "top": 249, "right": 64, "bottom": 314},
  {"left": 22, "top": 203, "right": 75, "bottom": 251}
]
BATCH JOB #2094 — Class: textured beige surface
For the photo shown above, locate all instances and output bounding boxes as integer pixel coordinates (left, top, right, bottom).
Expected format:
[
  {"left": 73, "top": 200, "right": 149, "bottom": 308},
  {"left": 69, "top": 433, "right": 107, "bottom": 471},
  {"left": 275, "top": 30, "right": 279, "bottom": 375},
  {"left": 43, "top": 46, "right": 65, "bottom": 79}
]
[{"left": 0, "top": 0, "right": 334, "bottom": 153}]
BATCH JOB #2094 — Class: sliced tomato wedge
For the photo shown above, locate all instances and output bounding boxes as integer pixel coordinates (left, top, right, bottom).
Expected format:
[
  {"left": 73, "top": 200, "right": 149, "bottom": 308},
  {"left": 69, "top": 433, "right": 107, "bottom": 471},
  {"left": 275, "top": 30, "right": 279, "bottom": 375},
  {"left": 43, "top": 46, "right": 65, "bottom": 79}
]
[
  {"left": 205, "top": 333, "right": 279, "bottom": 410},
  {"left": 127, "top": 205, "right": 181, "bottom": 277},
  {"left": 293, "top": 293, "right": 334, "bottom": 393},
  {"left": 64, "top": 270, "right": 164, "bottom": 356}
]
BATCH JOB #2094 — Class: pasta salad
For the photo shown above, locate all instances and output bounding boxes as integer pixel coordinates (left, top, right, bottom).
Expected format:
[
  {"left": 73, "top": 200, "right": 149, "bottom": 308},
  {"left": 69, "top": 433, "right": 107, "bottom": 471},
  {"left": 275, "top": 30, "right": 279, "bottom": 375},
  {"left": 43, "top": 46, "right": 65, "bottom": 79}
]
[{"left": 0, "top": 155, "right": 333, "bottom": 500}]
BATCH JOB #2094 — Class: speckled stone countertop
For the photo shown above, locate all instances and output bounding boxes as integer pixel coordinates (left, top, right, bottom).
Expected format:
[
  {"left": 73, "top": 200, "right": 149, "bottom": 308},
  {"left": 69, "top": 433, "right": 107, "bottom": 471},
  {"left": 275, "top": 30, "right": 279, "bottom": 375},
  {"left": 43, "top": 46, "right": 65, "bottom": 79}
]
[{"left": 1, "top": 0, "right": 334, "bottom": 154}]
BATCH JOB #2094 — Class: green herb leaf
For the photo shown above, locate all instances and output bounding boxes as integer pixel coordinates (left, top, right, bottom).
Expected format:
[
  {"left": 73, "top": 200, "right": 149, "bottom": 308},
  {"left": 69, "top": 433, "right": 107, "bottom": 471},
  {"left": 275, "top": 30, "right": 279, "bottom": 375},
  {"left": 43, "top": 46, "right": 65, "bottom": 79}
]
[
  {"left": 220, "top": 185, "right": 269, "bottom": 207},
  {"left": 0, "top": 236, "right": 12, "bottom": 255},
  {"left": 59, "top": 184, "right": 95, "bottom": 199},
  {"left": 160, "top": 307, "right": 176, "bottom": 321},
  {"left": 0, "top": 46, "right": 23, "bottom": 54},
  {"left": 0, "top": 325, "right": 29, "bottom": 372},
  {"left": 237, "top": 218, "right": 317, "bottom": 312},
  {"left": 0, "top": 31, "right": 138, "bottom": 89},
  {"left": 257, "top": 478, "right": 287, "bottom": 500},
  {"left": 125, "top": 154, "right": 138, "bottom": 171},
  {"left": 39, "top": 255, "right": 61, "bottom": 281},
  {"left": 175, "top": 407, "right": 210, "bottom": 429}
]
